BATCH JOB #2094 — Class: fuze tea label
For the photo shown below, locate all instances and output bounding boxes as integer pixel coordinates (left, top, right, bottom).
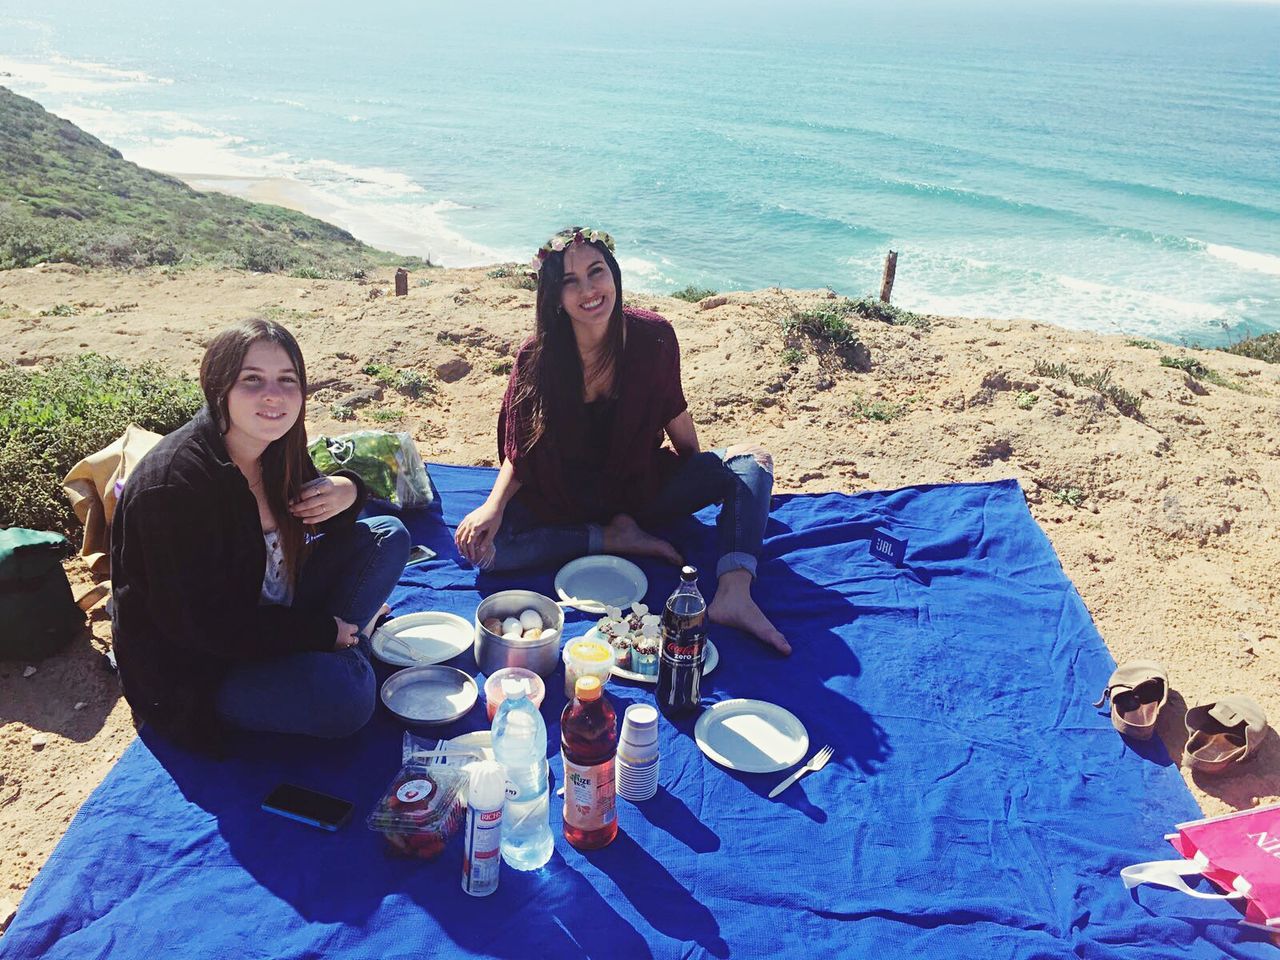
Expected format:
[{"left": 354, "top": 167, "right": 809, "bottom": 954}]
[{"left": 562, "top": 755, "right": 616, "bottom": 830}]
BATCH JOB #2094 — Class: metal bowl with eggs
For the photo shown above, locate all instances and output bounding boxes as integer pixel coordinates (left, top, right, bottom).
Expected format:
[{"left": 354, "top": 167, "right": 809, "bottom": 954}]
[{"left": 473, "top": 590, "right": 563, "bottom": 678}]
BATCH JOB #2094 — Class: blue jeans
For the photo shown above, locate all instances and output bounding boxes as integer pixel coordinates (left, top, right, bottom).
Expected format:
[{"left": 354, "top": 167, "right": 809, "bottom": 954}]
[
  {"left": 489, "top": 450, "right": 772, "bottom": 578},
  {"left": 215, "top": 515, "right": 410, "bottom": 738}
]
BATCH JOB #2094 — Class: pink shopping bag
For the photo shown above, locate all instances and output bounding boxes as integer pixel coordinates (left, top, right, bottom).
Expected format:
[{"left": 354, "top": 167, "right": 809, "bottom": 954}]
[{"left": 1122, "top": 801, "right": 1280, "bottom": 932}]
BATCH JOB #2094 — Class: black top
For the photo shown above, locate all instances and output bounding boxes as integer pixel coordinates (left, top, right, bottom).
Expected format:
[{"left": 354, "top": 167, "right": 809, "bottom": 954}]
[
  {"left": 110, "top": 406, "right": 366, "bottom": 753},
  {"left": 560, "top": 397, "right": 618, "bottom": 519}
]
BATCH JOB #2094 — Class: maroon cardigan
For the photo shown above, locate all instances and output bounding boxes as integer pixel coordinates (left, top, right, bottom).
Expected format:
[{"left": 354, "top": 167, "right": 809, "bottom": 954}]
[{"left": 497, "top": 307, "right": 688, "bottom": 523}]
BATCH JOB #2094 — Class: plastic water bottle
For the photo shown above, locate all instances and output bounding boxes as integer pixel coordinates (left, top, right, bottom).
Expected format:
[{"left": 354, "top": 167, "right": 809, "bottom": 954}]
[{"left": 491, "top": 680, "right": 554, "bottom": 870}]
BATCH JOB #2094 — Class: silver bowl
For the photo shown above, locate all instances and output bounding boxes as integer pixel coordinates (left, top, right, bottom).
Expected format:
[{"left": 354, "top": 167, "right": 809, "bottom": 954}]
[
  {"left": 380, "top": 665, "right": 478, "bottom": 727},
  {"left": 474, "top": 590, "right": 563, "bottom": 678}
]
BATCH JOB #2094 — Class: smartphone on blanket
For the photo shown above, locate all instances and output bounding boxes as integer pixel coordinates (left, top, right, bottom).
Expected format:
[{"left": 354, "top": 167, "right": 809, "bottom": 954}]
[
  {"left": 407, "top": 545, "right": 436, "bottom": 566},
  {"left": 262, "top": 783, "right": 354, "bottom": 831}
]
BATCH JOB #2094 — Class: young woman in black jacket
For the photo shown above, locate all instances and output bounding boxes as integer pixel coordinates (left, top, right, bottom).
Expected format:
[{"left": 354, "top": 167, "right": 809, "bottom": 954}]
[{"left": 111, "top": 319, "right": 409, "bottom": 752}]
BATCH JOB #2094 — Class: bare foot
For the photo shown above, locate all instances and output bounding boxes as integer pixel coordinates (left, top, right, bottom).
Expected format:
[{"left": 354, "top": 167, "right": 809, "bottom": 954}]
[
  {"left": 709, "top": 571, "right": 791, "bottom": 655},
  {"left": 362, "top": 603, "right": 392, "bottom": 638},
  {"left": 602, "top": 514, "right": 683, "bottom": 565}
]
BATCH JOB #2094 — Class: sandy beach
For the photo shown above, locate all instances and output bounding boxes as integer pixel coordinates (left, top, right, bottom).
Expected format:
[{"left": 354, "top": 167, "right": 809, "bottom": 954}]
[
  {"left": 170, "top": 172, "right": 502, "bottom": 269},
  {"left": 3, "top": 259, "right": 1280, "bottom": 921}
]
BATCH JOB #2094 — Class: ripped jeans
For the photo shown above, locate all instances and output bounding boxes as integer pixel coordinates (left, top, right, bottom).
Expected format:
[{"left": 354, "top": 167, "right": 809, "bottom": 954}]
[{"left": 488, "top": 449, "right": 773, "bottom": 578}]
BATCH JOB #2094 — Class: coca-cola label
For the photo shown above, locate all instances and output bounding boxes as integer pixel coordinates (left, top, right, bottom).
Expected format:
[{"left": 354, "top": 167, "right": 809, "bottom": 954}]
[{"left": 660, "top": 633, "right": 706, "bottom": 665}]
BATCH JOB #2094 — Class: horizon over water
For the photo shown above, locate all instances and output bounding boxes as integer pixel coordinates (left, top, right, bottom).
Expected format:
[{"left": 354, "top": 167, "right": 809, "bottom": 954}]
[{"left": 1, "top": 0, "right": 1277, "bottom": 343}]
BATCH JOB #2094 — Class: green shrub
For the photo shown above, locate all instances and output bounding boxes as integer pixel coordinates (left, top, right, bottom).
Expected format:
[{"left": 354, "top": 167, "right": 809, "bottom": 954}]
[
  {"left": 290, "top": 266, "right": 343, "bottom": 280},
  {"left": 369, "top": 409, "right": 404, "bottom": 423},
  {"left": 1221, "top": 331, "right": 1280, "bottom": 365},
  {"left": 490, "top": 359, "right": 514, "bottom": 376},
  {"left": 845, "top": 296, "right": 929, "bottom": 329},
  {"left": 38, "top": 303, "right": 78, "bottom": 317},
  {"left": 1159, "top": 354, "right": 1240, "bottom": 390},
  {"left": 1014, "top": 391, "right": 1038, "bottom": 409},
  {"left": 330, "top": 402, "right": 355, "bottom": 421},
  {"left": 237, "top": 238, "right": 297, "bottom": 274},
  {"left": 1031, "top": 360, "right": 1142, "bottom": 418},
  {"left": 781, "top": 305, "right": 862, "bottom": 349},
  {"left": 671, "top": 285, "right": 718, "bottom": 303},
  {"left": 780, "top": 347, "right": 804, "bottom": 366},
  {"left": 1053, "top": 487, "right": 1085, "bottom": 508},
  {"left": 361, "top": 360, "right": 395, "bottom": 384},
  {"left": 0, "top": 354, "right": 203, "bottom": 533},
  {"left": 1125, "top": 338, "right": 1159, "bottom": 350},
  {"left": 394, "top": 369, "right": 432, "bottom": 399},
  {"left": 850, "top": 395, "right": 907, "bottom": 422}
]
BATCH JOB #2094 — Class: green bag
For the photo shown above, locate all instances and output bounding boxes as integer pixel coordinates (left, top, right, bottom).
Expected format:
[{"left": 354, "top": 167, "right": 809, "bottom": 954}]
[
  {"left": 0, "top": 528, "right": 85, "bottom": 661},
  {"left": 308, "top": 430, "right": 434, "bottom": 508}
]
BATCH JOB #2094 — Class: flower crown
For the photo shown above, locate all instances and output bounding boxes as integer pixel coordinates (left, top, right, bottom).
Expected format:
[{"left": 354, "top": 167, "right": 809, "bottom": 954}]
[{"left": 529, "top": 228, "right": 615, "bottom": 277}]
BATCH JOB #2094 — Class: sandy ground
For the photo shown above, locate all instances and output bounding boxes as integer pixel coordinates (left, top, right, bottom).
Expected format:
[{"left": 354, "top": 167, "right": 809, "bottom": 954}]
[{"left": 3, "top": 261, "right": 1279, "bottom": 924}]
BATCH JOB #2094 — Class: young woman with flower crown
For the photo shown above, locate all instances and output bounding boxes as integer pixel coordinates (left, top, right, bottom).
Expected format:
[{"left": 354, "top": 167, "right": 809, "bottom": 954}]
[{"left": 455, "top": 227, "right": 789, "bottom": 654}]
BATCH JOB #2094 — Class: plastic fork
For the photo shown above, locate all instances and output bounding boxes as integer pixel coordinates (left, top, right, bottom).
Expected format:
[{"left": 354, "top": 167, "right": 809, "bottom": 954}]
[{"left": 768, "top": 745, "right": 833, "bottom": 799}]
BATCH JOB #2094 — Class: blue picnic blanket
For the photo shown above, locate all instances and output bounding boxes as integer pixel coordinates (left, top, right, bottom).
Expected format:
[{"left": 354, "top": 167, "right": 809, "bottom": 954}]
[{"left": 2, "top": 468, "right": 1269, "bottom": 959}]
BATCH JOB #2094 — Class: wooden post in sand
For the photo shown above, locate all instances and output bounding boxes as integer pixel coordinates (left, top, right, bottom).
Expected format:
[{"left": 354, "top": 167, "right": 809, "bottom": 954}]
[
  {"left": 394, "top": 268, "right": 409, "bottom": 297},
  {"left": 879, "top": 250, "right": 898, "bottom": 304}
]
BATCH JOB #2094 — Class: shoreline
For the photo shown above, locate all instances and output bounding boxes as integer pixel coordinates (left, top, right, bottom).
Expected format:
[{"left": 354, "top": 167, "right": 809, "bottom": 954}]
[{"left": 169, "top": 171, "right": 506, "bottom": 270}]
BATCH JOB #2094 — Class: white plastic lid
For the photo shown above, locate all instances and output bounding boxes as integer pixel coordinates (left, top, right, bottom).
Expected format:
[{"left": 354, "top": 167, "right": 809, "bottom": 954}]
[
  {"left": 467, "top": 760, "right": 506, "bottom": 810},
  {"left": 500, "top": 677, "right": 530, "bottom": 698}
]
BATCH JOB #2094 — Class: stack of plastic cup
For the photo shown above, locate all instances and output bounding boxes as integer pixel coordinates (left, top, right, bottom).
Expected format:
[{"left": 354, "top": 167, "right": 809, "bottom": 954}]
[{"left": 616, "top": 703, "right": 660, "bottom": 802}]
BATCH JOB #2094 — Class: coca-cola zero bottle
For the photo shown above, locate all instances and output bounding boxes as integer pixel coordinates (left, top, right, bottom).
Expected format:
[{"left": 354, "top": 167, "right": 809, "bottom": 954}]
[{"left": 656, "top": 565, "right": 707, "bottom": 717}]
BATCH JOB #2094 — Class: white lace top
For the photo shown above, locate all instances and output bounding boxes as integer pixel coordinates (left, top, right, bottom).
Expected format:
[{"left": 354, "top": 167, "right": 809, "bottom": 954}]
[{"left": 260, "top": 530, "right": 293, "bottom": 606}]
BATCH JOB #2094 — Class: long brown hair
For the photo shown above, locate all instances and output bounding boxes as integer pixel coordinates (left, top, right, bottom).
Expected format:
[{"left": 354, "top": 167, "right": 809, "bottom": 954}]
[
  {"left": 511, "top": 227, "right": 626, "bottom": 454},
  {"left": 199, "top": 318, "right": 311, "bottom": 583}
]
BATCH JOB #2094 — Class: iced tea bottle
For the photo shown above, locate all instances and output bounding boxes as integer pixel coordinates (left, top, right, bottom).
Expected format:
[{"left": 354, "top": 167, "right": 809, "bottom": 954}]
[{"left": 560, "top": 676, "right": 618, "bottom": 850}]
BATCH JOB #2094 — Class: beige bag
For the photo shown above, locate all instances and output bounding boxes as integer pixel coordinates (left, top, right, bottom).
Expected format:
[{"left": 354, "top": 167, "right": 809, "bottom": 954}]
[{"left": 62, "top": 424, "right": 163, "bottom": 578}]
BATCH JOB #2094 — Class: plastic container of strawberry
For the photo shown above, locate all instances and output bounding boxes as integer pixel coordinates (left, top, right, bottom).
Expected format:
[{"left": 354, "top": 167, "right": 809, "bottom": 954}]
[{"left": 366, "top": 761, "right": 467, "bottom": 860}]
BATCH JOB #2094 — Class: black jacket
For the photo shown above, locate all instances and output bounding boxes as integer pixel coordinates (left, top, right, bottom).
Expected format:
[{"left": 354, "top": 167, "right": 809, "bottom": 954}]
[{"left": 110, "top": 407, "right": 366, "bottom": 752}]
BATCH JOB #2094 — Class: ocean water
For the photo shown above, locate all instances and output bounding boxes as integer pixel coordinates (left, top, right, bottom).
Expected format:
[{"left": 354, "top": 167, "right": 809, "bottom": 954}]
[{"left": 0, "top": 0, "right": 1277, "bottom": 342}]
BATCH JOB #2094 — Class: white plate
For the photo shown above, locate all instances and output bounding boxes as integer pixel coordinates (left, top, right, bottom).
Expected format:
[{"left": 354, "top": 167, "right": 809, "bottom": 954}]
[
  {"left": 694, "top": 699, "right": 808, "bottom": 774},
  {"left": 372, "top": 611, "right": 473, "bottom": 667},
  {"left": 581, "top": 626, "right": 719, "bottom": 683},
  {"left": 555, "top": 556, "right": 648, "bottom": 614}
]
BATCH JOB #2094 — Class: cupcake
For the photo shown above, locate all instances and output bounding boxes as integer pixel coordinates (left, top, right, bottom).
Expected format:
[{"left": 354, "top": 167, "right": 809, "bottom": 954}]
[
  {"left": 631, "top": 625, "right": 659, "bottom": 677},
  {"left": 609, "top": 633, "right": 632, "bottom": 668}
]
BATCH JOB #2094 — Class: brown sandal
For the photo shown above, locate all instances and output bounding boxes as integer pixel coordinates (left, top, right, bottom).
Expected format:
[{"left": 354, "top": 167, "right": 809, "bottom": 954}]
[
  {"left": 1093, "top": 660, "right": 1169, "bottom": 740},
  {"left": 1185, "top": 696, "right": 1267, "bottom": 774}
]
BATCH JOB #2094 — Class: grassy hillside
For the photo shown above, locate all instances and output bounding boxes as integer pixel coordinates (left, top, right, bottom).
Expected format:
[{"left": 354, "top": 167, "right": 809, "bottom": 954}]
[{"left": 0, "top": 86, "right": 430, "bottom": 276}]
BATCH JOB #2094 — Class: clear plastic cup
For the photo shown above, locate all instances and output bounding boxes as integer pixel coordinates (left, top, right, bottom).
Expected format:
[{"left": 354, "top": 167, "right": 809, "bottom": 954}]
[
  {"left": 562, "top": 639, "right": 613, "bottom": 698},
  {"left": 483, "top": 667, "right": 545, "bottom": 721}
]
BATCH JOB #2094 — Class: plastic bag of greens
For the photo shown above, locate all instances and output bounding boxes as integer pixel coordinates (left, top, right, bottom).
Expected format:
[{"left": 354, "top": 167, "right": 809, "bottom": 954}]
[{"left": 308, "top": 431, "right": 433, "bottom": 508}]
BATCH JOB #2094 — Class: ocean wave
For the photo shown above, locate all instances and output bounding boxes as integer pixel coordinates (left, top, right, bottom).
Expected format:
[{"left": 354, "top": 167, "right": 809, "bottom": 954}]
[
  {"left": 887, "top": 246, "right": 1240, "bottom": 338},
  {"left": 1198, "top": 241, "right": 1280, "bottom": 278},
  {"left": 754, "top": 200, "right": 889, "bottom": 242},
  {"left": 55, "top": 104, "right": 227, "bottom": 141},
  {"left": 1086, "top": 177, "right": 1280, "bottom": 222},
  {"left": 48, "top": 55, "right": 171, "bottom": 85},
  {"left": 0, "top": 54, "right": 171, "bottom": 95}
]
